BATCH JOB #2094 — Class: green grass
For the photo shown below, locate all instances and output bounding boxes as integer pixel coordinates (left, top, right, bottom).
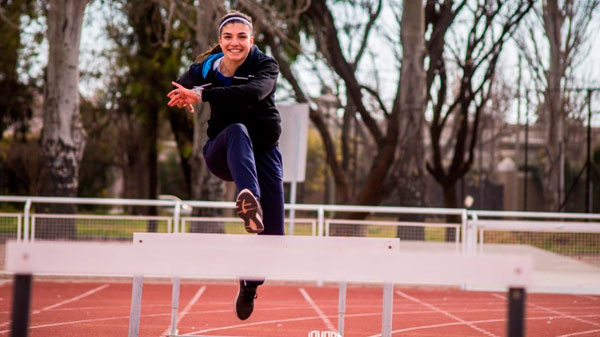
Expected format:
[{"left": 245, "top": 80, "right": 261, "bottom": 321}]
[{"left": 76, "top": 221, "right": 170, "bottom": 239}]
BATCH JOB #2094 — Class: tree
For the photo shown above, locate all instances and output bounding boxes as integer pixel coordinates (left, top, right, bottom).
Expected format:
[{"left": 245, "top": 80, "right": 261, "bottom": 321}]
[
  {"left": 516, "top": 0, "right": 600, "bottom": 211},
  {"left": 0, "top": 0, "right": 36, "bottom": 142},
  {"left": 37, "top": 0, "right": 90, "bottom": 239},
  {"left": 424, "top": 0, "right": 532, "bottom": 241},
  {"left": 104, "top": 0, "right": 183, "bottom": 230},
  {"left": 396, "top": 0, "right": 427, "bottom": 240},
  {"left": 177, "top": 0, "right": 227, "bottom": 231},
  {"left": 244, "top": 1, "right": 400, "bottom": 211}
]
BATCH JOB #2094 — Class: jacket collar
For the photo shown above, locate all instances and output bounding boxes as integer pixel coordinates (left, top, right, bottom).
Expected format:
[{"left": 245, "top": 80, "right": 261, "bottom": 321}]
[
  {"left": 203, "top": 45, "right": 262, "bottom": 79},
  {"left": 233, "top": 45, "right": 261, "bottom": 76}
]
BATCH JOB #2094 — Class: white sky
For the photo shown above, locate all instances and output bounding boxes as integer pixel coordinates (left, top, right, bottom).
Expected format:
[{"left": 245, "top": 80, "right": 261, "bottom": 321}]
[{"left": 20, "top": 0, "right": 600, "bottom": 124}]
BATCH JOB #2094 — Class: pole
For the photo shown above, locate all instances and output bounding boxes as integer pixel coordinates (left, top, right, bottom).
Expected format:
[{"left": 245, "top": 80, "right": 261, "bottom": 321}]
[
  {"left": 524, "top": 90, "right": 529, "bottom": 212},
  {"left": 10, "top": 274, "right": 32, "bottom": 337},
  {"left": 516, "top": 55, "right": 521, "bottom": 159},
  {"left": 507, "top": 287, "right": 526, "bottom": 337},
  {"left": 586, "top": 89, "right": 592, "bottom": 213}
]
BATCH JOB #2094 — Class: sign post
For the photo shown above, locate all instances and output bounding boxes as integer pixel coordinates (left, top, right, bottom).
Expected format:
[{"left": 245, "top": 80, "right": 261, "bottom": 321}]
[{"left": 278, "top": 104, "right": 309, "bottom": 235}]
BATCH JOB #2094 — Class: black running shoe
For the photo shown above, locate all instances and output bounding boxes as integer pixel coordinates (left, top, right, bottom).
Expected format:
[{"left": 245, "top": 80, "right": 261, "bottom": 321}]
[
  {"left": 235, "top": 189, "right": 264, "bottom": 233},
  {"left": 234, "top": 280, "right": 257, "bottom": 320}
]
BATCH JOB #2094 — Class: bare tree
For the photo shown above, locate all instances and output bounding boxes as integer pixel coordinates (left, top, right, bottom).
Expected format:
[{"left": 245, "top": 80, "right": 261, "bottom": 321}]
[
  {"left": 516, "top": 0, "right": 600, "bottom": 211},
  {"left": 423, "top": 0, "right": 533, "bottom": 240},
  {"left": 165, "top": 0, "right": 228, "bottom": 231},
  {"left": 37, "top": 0, "right": 90, "bottom": 239},
  {"left": 396, "top": 0, "right": 427, "bottom": 240}
]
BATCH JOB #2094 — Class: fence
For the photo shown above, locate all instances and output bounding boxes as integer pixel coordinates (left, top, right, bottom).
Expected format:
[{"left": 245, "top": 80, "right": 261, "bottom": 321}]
[
  {"left": 0, "top": 213, "right": 22, "bottom": 270},
  {"left": 467, "top": 210, "right": 600, "bottom": 293},
  {"left": 1, "top": 195, "right": 599, "bottom": 293}
]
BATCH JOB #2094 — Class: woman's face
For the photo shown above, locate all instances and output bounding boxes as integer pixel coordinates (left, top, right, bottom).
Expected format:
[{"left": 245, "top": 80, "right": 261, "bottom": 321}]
[{"left": 219, "top": 22, "right": 254, "bottom": 64}]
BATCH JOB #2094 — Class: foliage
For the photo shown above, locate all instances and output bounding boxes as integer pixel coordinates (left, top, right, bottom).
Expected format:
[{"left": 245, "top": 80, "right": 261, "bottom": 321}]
[
  {"left": 0, "top": 0, "right": 39, "bottom": 140},
  {"left": 158, "top": 151, "right": 189, "bottom": 199}
]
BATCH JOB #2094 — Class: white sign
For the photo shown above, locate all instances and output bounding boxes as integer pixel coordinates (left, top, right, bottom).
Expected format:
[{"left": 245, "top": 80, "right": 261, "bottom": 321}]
[{"left": 278, "top": 104, "right": 309, "bottom": 183}]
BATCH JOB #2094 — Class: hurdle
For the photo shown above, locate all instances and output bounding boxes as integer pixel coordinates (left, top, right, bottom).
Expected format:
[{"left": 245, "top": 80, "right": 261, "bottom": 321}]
[
  {"left": 132, "top": 233, "right": 401, "bottom": 337},
  {"left": 5, "top": 236, "right": 532, "bottom": 337}
]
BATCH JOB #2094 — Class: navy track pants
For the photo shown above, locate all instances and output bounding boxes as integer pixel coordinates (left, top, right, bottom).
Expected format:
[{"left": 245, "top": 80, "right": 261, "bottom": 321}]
[{"left": 203, "top": 123, "right": 285, "bottom": 286}]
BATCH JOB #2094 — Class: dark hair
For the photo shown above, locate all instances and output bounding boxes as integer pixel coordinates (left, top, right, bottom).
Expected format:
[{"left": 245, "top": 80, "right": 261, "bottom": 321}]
[{"left": 194, "top": 11, "right": 254, "bottom": 63}]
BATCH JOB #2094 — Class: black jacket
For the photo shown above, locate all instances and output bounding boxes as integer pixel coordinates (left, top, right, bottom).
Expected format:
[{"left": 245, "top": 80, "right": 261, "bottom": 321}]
[{"left": 177, "top": 45, "right": 281, "bottom": 153}]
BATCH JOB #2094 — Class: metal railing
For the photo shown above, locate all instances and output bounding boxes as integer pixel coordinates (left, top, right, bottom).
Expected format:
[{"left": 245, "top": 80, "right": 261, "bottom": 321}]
[{"left": 0, "top": 195, "right": 468, "bottom": 245}]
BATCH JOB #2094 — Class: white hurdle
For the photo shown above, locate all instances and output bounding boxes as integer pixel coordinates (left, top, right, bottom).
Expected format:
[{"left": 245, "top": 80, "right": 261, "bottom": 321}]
[
  {"left": 132, "top": 233, "right": 401, "bottom": 337},
  {"left": 5, "top": 235, "right": 533, "bottom": 337}
]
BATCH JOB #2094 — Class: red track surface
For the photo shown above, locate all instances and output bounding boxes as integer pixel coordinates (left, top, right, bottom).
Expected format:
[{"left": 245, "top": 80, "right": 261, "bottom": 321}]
[{"left": 0, "top": 280, "right": 598, "bottom": 337}]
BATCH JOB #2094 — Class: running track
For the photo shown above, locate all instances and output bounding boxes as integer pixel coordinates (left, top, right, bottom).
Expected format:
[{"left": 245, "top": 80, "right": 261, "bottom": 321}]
[{"left": 0, "top": 280, "right": 598, "bottom": 336}]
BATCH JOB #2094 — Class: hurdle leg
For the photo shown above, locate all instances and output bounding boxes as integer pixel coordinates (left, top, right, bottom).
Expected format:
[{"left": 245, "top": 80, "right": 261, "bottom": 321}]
[
  {"left": 337, "top": 282, "right": 347, "bottom": 336},
  {"left": 381, "top": 283, "right": 393, "bottom": 337},
  {"left": 11, "top": 274, "right": 32, "bottom": 337},
  {"left": 169, "top": 277, "right": 181, "bottom": 337},
  {"left": 507, "top": 287, "right": 525, "bottom": 337},
  {"left": 128, "top": 275, "right": 144, "bottom": 337}
]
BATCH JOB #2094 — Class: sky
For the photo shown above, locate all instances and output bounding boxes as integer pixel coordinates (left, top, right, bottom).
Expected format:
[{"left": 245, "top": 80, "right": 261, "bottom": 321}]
[{"left": 19, "top": 0, "right": 600, "bottom": 125}]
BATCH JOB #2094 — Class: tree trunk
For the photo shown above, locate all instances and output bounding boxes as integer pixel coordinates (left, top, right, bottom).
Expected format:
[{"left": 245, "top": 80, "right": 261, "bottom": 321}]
[
  {"left": 442, "top": 181, "right": 458, "bottom": 242},
  {"left": 190, "top": 103, "right": 226, "bottom": 233},
  {"left": 188, "top": 2, "right": 226, "bottom": 233},
  {"left": 37, "top": 0, "right": 89, "bottom": 239},
  {"left": 397, "top": 0, "right": 427, "bottom": 241},
  {"left": 542, "top": 0, "right": 565, "bottom": 211}
]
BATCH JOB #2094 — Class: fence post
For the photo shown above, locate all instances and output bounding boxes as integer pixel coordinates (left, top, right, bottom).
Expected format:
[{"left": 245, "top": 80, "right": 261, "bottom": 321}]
[
  {"left": 461, "top": 210, "right": 468, "bottom": 254},
  {"left": 317, "top": 207, "right": 324, "bottom": 236},
  {"left": 469, "top": 213, "right": 479, "bottom": 254},
  {"left": 23, "top": 198, "right": 32, "bottom": 242},
  {"left": 173, "top": 201, "right": 181, "bottom": 233}
]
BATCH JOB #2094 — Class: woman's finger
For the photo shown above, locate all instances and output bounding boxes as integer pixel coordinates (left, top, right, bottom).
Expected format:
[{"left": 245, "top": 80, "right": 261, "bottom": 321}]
[
  {"left": 168, "top": 97, "right": 181, "bottom": 107},
  {"left": 171, "top": 81, "right": 183, "bottom": 89},
  {"left": 186, "top": 104, "right": 194, "bottom": 113},
  {"left": 167, "top": 89, "right": 178, "bottom": 98}
]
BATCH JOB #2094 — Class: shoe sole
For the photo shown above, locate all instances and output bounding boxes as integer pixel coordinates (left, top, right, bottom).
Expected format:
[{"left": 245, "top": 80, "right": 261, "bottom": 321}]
[{"left": 236, "top": 190, "right": 264, "bottom": 234}]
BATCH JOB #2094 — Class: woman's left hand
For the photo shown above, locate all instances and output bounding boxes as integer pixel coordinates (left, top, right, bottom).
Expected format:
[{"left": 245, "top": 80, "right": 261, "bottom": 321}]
[{"left": 167, "top": 81, "right": 199, "bottom": 113}]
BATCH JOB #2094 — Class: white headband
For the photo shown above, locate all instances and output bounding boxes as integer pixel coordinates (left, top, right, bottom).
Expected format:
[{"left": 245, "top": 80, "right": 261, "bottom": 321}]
[{"left": 218, "top": 17, "right": 253, "bottom": 33}]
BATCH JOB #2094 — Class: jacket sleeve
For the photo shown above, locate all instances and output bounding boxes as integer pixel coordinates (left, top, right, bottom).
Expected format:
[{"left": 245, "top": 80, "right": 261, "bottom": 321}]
[
  {"left": 201, "top": 58, "right": 279, "bottom": 104},
  {"left": 175, "top": 63, "right": 205, "bottom": 89}
]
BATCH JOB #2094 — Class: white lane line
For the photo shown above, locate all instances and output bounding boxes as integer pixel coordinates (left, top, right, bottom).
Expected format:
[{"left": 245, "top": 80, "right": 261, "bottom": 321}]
[
  {"left": 299, "top": 288, "right": 337, "bottom": 333},
  {"left": 492, "top": 293, "right": 600, "bottom": 328},
  {"left": 366, "top": 314, "right": 600, "bottom": 337},
  {"left": 2, "top": 306, "right": 598, "bottom": 336},
  {"left": 0, "top": 284, "right": 109, "bottom": 328},
  {"left": 557, "top": 328, "right": 600, "bottom": 337},
  {"left": 577, "top": 295, "right": 598, "bottom": 301},
  {"left": 34, "top": 284, "right": 110, "bottom": 314},
  {"left": 160, "top": 286, "right": 206, "bottom": 337},
  {"left": 396, "top": 290, "right": 499, "bottom": 337}
]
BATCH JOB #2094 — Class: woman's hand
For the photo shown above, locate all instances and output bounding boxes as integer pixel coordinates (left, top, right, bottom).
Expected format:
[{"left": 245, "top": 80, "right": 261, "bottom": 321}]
[{"left": 167, "top": 81, "right": 200, "bottom": 113}]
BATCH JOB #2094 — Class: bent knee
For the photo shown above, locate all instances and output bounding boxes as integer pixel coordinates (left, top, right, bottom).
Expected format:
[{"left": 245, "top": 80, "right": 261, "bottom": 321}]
[{"left": 225, "top": 123, "right": 250, "bottom": 139}]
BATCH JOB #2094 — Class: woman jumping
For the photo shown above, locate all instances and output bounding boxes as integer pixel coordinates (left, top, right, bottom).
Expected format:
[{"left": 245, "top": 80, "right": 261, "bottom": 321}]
[{"left": 166, "top": 11, "right": 284, "bottom": 321}]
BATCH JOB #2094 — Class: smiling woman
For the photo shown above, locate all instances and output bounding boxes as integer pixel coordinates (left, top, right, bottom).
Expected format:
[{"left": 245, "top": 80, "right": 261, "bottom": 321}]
[{"left": 165, "top": 10, "right": 283, "bottom": 323}]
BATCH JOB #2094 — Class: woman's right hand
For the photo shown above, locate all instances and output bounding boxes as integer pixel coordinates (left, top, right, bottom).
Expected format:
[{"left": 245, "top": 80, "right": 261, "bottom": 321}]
[{"left": 167, "top": 81, "right": 199, "bottom": 113}]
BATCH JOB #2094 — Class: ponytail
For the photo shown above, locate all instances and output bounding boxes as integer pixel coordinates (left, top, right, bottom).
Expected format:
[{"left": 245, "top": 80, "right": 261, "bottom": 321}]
[{"left": 195, "top": 44, "right": 222, "bottom": 63}]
